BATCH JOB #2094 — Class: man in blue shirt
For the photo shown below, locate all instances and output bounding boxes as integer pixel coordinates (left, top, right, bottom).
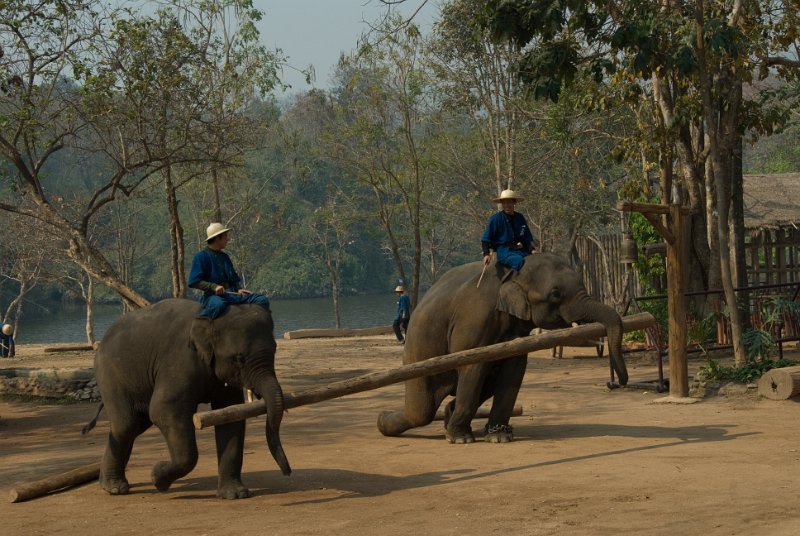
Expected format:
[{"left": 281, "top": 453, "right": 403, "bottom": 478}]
[
  {"left": 393, "top": 285, "right": 411, "bottom": 344},
  {"left": 481, "top": 189, "right": 536, "bottom": 271},
  {"left": 1, "top": 323, "right": 15, "bottom": 358},
  {"left": 188, "top": 223, "right": 270, "bottom": 319}
]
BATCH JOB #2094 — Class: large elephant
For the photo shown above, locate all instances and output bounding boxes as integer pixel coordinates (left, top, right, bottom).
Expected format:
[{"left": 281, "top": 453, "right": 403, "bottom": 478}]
[
  {"left": 94, "top": 299, "right": 290, "bottom": 499},
  {"left": 377, "top": 253, "right": 628, "bottom": 443}
]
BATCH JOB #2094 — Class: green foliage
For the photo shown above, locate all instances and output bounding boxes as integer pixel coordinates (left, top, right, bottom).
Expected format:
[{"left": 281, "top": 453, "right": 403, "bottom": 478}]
[{"left": 698, "top": 357, "right": 799, "bottom": 385}]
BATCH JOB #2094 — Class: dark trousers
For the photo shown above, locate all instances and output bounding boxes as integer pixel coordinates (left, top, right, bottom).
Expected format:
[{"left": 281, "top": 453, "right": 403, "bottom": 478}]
[
  {"left": 198, "top": 292, "right": 270, "bottom": 319},
  {"left": 393, "top": 317, "right": 409, "bottom": 341}
]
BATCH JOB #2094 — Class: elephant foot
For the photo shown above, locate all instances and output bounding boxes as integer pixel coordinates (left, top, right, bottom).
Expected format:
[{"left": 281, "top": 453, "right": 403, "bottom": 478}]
[
  {"left": 217, "top": 480, "right": 252, "bottom": 500},
  {"left": 445, "top": 428, "right": 475, "bottom": 444},
  {"left": 152, "top": 461, "right": 176, "bottom": 492},
  {"left": 100, "top": 474, "right": 130, "bottom": 495},
  {"left": 484, "top": 423, "right": 514, "bottom": 443}
]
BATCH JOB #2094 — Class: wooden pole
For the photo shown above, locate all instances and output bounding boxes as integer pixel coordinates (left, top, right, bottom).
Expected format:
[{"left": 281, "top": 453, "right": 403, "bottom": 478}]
[
  {"left": 193, "top": 313, "right": 655, "bottom": 430},
  {"left": 666, "top": 205, "right": 690, "bottom": 397},
  {"left": 7, "top": 462, "right": 100, "bottom": 503},
  {"left": 757, "top": 366, "right": 800, "bottom": 400}
]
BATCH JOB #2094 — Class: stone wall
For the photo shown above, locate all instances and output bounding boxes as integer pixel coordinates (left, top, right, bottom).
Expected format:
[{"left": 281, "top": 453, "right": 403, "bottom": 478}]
[{"left": 0, "top": 367, "right": 100, "bottom": 402}]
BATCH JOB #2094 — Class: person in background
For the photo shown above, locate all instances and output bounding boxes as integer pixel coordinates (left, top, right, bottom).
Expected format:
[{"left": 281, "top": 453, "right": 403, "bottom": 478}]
[
  {"left": 481, "top": 189, "right": 536, "bottom": 271},
  {"left": 1, "top": 323, "right": 15, "bottom": 358},
  {"left": 188, "top": 222, "right": 270, "bottom": 319},
  {"left": 393, "top": 285, "right": 411, "bottom": 345}
]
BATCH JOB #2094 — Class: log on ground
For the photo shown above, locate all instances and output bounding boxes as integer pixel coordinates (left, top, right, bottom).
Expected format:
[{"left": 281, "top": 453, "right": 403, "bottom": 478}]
[
  {"left": 757, "top": 366, "right": 800, "bottom": 400},
  {"left": 7, "top": 462, "right": 100, "bottom": 503},
  {"left": 284, "top": 326, "right": 393, "bottom": 340},
  {"left": 195, "top": 312, "right": 655, "bottom": 430},
  {"left": 43, "top": 343, "right": 98, "bottom": 353}
]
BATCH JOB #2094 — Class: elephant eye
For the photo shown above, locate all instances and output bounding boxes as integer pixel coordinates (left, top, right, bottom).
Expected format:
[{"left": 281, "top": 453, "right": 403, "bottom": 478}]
[
  {"left": 549, "top": 288, "right": 563, "bottom": 303},
  {"left": 234, "top": 353, "right": 246, "bottom": 366}
]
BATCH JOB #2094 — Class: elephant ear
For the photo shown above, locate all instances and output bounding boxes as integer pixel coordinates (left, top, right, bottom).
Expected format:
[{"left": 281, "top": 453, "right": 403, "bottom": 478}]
[
  {"left": 497, "top": 277, "right": 531, "bottom": 321},
  {"left": 190, "top": 317, "right": 216, "bottom": 369}
]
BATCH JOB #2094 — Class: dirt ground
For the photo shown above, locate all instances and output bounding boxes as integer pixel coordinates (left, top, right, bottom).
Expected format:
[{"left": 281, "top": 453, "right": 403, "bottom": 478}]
[{"left": 2, "top": 337, "right": 800, "bottom": 536}]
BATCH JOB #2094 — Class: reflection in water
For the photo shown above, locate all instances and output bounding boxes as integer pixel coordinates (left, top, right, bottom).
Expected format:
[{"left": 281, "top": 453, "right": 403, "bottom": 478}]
[{"left": 17, "top": 294, "right": 398, "bottom": 344}]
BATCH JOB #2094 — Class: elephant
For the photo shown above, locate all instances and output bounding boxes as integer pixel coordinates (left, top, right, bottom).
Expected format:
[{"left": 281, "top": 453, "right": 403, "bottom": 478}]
[
  {"left": 377, "top": 253, "right": 628, "bottom": 444},
  {"left": 93, "top": 298, "right": 291, "bottom": 499}
]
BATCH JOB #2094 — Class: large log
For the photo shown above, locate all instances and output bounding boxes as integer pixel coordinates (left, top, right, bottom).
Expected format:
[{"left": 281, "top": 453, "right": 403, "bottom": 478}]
[
  {"left": 7, "top": 462, "right": 100, "bottom": 503},
  {"left": 757, "top": 366, "right": 800, "bottom": 400},
  {"left": 284, "top": 326, "right": 393, "bottom": 340},
  {"left": 194, "top": 312, "right": 655, "bottom": 430},
  {"left": 43, "top": 344, "right": 98, "bottom": 353}
]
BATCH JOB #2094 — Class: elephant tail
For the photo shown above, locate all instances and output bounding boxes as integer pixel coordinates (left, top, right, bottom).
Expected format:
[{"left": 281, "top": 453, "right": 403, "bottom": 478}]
[{"left": 81, "top": 402, "right": 104, "bottom": 435}]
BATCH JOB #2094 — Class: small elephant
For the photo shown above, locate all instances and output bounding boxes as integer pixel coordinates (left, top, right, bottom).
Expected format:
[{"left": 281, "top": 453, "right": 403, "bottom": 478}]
[
  {"left": 377, "top": 253, "right": 628, "bottom": 443},
  {"left": 94, "top": 299, "right": 290, "bottom": 499}
]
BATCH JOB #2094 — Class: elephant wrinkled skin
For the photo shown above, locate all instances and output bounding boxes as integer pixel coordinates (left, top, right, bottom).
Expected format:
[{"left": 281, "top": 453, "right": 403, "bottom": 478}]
[
  {"left": 377, "top": 254, "right": 628, "bottom": 444},
  {"left": 94, "top": 299, "right": 290, "bottom": 499}
]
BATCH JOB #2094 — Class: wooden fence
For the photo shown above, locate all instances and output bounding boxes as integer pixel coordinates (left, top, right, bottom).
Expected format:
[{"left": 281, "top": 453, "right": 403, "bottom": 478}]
[{"left": 746, "top": 227, "right": 800, "bottom": 285}]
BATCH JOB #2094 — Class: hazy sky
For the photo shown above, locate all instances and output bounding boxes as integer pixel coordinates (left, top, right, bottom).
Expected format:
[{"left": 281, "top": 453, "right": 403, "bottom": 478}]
[{"left": 255, "top": 0, "right": 438, "bottom": 93}]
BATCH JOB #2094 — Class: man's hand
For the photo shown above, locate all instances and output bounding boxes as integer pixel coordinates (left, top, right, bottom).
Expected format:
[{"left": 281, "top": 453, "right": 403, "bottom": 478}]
[
  {"left": 483, "top": 255, "right": 492, "bottom": 265},
  {"left": 214, "top": 285, "right": 225, "bottom": 296},
  {"left": 237, "top": 289, "right": 252, "bottom": 295}
]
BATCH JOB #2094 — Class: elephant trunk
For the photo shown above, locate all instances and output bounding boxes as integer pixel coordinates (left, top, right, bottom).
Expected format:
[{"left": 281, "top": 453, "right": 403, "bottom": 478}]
[
  {"left": 565, "top": 294, "right": 628, "bottom": 386},
  {"left": 252, "top": 372, "right": 292, "bottom": 476}
]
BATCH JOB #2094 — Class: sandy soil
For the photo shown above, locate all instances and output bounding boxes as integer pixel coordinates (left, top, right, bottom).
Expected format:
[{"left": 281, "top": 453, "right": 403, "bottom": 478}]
[{"left": 2, "top": 337, "right": 800, "bottom": 536}]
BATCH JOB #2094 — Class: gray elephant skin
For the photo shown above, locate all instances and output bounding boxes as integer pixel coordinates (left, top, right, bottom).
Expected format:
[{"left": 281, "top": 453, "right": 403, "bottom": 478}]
[
  {"left": 377, "top": 253, "right": 628, "bottom": 443},
  {"left": 94, "top": 299, "right": 290, "bottom": 499}
]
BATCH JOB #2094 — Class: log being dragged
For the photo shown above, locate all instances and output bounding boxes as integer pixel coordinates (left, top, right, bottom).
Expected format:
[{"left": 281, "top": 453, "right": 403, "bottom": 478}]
[
  {"left": 757, "top": 366, "right": 800, "bottom": 400},
  {"left": 7, "top": 462, "right": 100, "bottom": 503},
  {"left": 194, "top": 312, "right": 655, "bottom": 430}
]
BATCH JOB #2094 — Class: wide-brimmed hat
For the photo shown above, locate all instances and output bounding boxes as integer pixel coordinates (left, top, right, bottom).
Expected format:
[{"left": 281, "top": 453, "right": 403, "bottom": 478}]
[
  {"left": 206, "top": 222, "right": 231, "bottom": 242},
  {"left": 2, "top": 324, "right": 12, "bottom": 336},
  {"left": 395, "top": 285, "right": 405, "bottom": 292},
  {"left": 493, "top": 189, "right": 523, "bottom": 203}
]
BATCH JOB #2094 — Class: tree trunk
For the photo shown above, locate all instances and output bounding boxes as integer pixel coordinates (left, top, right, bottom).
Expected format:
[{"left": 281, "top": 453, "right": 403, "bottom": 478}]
[
  {"left": 85, "top": 275, "right": 95, "bottom": 344},
  {"left": 165, "top": 167, "right": 187, "bottom": 299}
]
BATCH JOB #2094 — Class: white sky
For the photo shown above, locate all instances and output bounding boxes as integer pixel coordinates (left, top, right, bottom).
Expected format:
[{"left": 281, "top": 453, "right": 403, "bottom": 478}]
[{"left": 254, "top": 0, "right": 438, "bottom": 93}]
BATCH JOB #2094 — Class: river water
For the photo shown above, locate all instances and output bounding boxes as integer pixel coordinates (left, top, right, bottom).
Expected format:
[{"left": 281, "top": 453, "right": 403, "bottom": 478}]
[{"left": 15, "top": 293, "right": 400, "bottom": 344}]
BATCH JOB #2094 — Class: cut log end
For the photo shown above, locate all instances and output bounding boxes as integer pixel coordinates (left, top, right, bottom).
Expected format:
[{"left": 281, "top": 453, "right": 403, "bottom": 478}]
[{"left": 757, "top": 366, "right": 800, "bottom": 400}]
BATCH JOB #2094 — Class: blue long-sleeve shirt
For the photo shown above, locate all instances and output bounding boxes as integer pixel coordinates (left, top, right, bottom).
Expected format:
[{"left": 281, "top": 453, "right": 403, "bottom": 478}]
[
  {"left": 481, "top": 211, "right": 534, "bottom": 255},
  {"left": 396, "top": 294, "right": 411, "bottom": 321},
  {"left": 188, "top": 248, "right": 242, "bottom": 296}
]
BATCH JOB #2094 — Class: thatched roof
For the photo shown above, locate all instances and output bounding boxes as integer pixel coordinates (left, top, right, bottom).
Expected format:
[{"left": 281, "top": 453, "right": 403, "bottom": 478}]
[{"left": 744, "top": 173, "right": 800, "bottom": 230}]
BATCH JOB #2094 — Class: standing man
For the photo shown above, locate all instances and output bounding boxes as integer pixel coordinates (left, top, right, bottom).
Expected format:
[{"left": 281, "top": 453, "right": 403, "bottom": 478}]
[
  {"left": 188, "top": 222, "right": 270, "bottom": 319},
  {"left": 393, "top": 284, "right": 411, "bottom": 345},
  {"left": 1, "top": 323, "right": 15, "bottom": 358},
  {"left": 481, "top": 189, "right": 536, "bottom": 271}
]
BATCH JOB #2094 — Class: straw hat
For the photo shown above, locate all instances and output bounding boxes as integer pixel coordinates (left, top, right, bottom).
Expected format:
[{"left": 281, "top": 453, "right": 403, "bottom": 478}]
[
  {"left": 2, "top": 324, "right": 12, "bottom": 336},
  {"left": 493, "top": 189, "right": 523, "bottom": 203},
  {"left": 206, "top": 222, "right": 231, "bottom": 242},
  {"left": 395, "top": 285, "right": 405, "bottom": 293}
]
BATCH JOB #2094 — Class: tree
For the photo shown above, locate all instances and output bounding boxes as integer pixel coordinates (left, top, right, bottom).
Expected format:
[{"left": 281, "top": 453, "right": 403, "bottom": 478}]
[{"left": 485, "top": 0, "right": 800, "bottom": 365}]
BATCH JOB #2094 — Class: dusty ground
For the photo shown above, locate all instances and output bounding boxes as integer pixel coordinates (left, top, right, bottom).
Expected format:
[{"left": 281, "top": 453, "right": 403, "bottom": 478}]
[{"left": 2, "top": 337, "right": 800, "bottom": 536}]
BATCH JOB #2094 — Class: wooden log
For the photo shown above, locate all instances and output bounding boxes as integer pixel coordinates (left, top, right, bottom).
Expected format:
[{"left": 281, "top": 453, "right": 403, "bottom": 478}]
[
  {"left": 284, "top": 326, "right": 393, "bottom": 340},
  {"left": 7, "top": 462, "right": 100, "bottom": 503},
  {"left": 433, "top": 404, "right": 522, "bottom": 421},
  {"left": 757, "top": 366, "right": 800, "bottom": 400},
  {"left": 194, "top": 312, "right": 655, "bottom": 430},
  {"left": 43, "top": 344, "right": 96, "bottom": 353}
]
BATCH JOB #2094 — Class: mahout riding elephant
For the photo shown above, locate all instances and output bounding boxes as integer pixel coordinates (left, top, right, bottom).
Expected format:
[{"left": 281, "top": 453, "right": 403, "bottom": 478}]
[
  {"left": 93, "top": 299, "right": 290, "bottom": 499},
  {"left": 377, "top": 253, "right": 628, "bottom": 444}
]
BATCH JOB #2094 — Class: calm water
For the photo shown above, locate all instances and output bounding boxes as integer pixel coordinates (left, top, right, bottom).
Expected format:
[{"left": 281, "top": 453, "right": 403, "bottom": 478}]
[{"left": 15, "top": 294, "right": 400, "bottom": 344}]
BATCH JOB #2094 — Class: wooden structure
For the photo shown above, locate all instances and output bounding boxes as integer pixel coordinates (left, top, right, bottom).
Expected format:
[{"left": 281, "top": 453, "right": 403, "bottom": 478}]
[
  {"left": 743, "top": 173, "right": 800, "bottom": 285},
  {"left": 284, "top": 326, "right": 393, "bottom": 340},
  {"left": 617, "top": 202, "right": 690, "bottom": 398}
]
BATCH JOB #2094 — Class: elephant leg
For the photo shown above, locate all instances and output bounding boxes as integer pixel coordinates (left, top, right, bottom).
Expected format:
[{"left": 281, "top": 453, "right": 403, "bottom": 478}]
[
  {"left": 100, "top": 412, "right": 151, "bottom": 495},
  {"left": 377, "top": 374, "right": 455, "bottom": 436},
  {"left": 445, "top": 364, "right": 490, "bottom": 444},
  {"left": 150, "top": 405, "right": 199, "bottom": 493},
  {"left": 212, "top": 390, "right": 250, "bottom": 499},
  {"left": 485, "top": 355, "right": 527, "bottom": 443}
]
